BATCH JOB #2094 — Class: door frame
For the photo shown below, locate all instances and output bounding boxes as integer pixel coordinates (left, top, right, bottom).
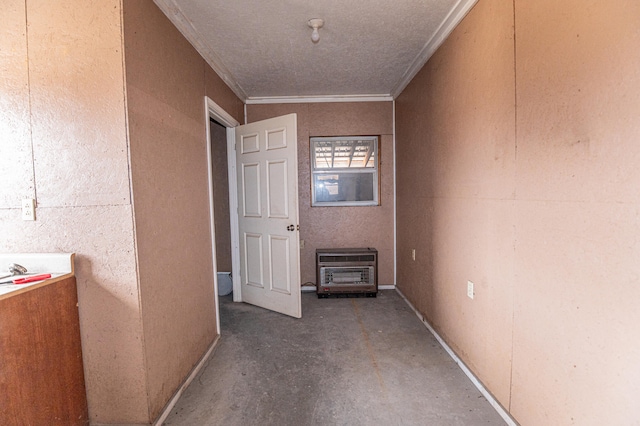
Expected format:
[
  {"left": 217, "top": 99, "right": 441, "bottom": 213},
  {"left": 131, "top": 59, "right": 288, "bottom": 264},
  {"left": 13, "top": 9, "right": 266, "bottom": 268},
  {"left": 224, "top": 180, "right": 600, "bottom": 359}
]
[{"left": 205, "top": 96, "right": 241, "bottom": 334}]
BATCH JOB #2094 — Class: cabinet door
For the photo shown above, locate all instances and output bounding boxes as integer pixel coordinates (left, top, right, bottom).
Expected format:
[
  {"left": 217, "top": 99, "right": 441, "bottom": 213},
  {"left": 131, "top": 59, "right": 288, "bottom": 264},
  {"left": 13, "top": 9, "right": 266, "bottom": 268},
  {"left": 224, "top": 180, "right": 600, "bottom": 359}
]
[{"left": 0, "top": 277, "right": 88, "bottom": 425}]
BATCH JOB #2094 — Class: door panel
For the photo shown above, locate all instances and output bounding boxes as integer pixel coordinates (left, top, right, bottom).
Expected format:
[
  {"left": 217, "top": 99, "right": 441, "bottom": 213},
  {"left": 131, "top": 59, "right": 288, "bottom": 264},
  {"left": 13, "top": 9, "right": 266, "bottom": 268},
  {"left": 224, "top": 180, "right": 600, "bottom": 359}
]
[
  {"left": 236, "top": 113, "right": 301, "bottom": 318},
  {"left": 266, "top": 128, "right": 287, "bottom": 150},
  {"left": 242, "top": 163, "right": 261, "bottom": 217},
  {"left": 267, "top": 160, "right": 288, "bottom": 218},
  {"left": 244, "top": 233, "right": 263, "bottom": 288},
  {"left": 269, "top": 235, "right": 291, "bottom": 294},
  {"left": 241, "top": 133, "right": 259, "bottom": 153}
]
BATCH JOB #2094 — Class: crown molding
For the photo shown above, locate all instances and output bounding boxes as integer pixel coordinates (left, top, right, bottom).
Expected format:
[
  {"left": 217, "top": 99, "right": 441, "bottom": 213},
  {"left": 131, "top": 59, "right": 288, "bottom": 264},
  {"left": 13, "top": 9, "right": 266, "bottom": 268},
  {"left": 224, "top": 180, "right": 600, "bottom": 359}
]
[
  {"left": 153, "top": 0, "right": 248, "bottom": 101},
  {"left": 153, "top": 0, "right": 476, "bottom": 102},
  {"left": 390, "top": 0, "right": 478, "bottom": 98},
  {"left": 246, "top": 94, "right": 394, "bottom": 105}
]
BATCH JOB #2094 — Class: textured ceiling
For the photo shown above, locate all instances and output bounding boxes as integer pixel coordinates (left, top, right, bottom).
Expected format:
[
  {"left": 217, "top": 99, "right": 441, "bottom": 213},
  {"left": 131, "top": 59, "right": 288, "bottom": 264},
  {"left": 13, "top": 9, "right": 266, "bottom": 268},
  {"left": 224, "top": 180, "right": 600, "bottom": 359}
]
[{"left": 154, "top": 0, "right": 477, "bottom": 100}]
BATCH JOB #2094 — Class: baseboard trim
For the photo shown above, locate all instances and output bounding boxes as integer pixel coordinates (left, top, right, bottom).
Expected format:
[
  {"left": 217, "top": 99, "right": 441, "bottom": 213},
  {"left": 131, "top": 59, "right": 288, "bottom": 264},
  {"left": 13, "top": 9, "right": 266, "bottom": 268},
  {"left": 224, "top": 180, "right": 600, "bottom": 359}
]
[
  {"left": 394, "top": 288, "right": 518, "bottom": 426},
  {"left": 153, "top": 335, "right": 220, "bottom": 425},
  {"left": 378, "top": 285, "right": 396, "bottom": 290}
]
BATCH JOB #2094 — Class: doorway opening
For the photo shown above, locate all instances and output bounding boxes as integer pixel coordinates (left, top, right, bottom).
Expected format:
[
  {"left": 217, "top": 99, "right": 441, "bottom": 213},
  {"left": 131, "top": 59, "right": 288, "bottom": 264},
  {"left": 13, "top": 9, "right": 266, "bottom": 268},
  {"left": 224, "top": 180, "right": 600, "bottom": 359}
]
[
  {"left": 210, "top": 118, "right": 233, "bottom": 297},
  {"left": 206, "top": 98, "right": 302, "bottom": 324},
  {"left": 205, "top": 97, "right": 240, "bottom": 334}
]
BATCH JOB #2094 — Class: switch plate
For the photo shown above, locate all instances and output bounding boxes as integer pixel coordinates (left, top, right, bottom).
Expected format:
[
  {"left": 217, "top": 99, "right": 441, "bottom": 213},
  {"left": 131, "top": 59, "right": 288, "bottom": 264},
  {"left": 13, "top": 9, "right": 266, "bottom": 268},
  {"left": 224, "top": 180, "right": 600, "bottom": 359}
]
[
  {"left": 300, "top": 239, "right": 305, "bottom": 249},
  {"left": 22, "top": 198, "right": 36, "bottom": 221},
  {"left": 411, "top": 249, "right": 416, "bottom": 261},
  {"left": 467, "top": 280, "right": 474, "bottom": 299}
]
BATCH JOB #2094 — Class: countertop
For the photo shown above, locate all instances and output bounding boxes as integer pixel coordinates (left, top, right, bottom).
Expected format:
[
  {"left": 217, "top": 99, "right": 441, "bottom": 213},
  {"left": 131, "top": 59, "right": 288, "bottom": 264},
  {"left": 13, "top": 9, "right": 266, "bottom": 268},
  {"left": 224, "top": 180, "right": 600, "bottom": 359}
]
[{"left": 0, "top": 253, "right": 75, "bottom": 300}]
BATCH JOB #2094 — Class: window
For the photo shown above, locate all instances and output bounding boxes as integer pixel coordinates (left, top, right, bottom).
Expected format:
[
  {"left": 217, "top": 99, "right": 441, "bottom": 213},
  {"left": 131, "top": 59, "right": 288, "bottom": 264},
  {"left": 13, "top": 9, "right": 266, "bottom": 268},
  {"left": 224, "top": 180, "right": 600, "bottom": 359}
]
[{"left": 310, "top": 136, "right": 379, "bottom": 206}]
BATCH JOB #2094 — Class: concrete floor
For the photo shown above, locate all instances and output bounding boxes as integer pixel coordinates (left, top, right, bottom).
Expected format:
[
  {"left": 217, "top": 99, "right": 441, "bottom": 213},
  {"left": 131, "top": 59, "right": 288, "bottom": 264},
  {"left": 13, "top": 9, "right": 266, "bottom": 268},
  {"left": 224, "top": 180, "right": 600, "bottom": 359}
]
[{"left": 164, "top": 290, "right": 506, "bottom": 425}]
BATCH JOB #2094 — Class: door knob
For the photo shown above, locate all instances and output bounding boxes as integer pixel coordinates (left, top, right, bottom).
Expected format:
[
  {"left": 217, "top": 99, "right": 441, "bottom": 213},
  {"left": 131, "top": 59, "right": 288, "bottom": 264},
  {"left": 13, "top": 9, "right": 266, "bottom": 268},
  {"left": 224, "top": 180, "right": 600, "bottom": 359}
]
[{"left": 287, "top": 225, "right": 295, "bottom": 231}]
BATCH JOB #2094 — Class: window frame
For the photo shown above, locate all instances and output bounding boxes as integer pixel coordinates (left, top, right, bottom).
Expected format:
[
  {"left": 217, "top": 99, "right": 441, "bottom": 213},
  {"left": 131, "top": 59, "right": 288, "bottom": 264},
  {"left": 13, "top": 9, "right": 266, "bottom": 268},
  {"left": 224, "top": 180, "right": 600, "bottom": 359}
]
[{"left": 310, "top": 136, "right": 379, "bottom": 207}]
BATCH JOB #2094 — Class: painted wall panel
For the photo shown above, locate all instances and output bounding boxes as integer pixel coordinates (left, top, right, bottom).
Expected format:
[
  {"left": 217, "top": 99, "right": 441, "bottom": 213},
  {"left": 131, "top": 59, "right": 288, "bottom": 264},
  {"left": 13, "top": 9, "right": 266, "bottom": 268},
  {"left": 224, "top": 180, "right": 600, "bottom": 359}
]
[
  {"left": 0, "top": 0, "right": 35, "bottom": 207},
  {"left": 512, "top": 0, "right": 640, "bottom": 423},
  {"left": 396, "top": 0, "right": 516, "bottom": 411},
  {"left": 205, "top": 66, "right": 244, "bottom": 125},
  {"left": 0, "top": 0, "right": 148, "bottom": 423},
  {"left": 397, "top": 0, "right": 640, "bottom": 423},
  {"left": 0, "top": 205, "right": 146, "bottom": 423},
  {"left": 512, "top": 200, "right": 640, "bottom": 424},
  {"left": 28, "top": 0, "right": 131, "bottom": 207},
  {"left": 515, "top": 0, "right": 640, "bottom": 205},
  {"left": 123, "top": 0, "right": 241, "bottom": 420},
  {"left": 2, "top": 0, "right": 242, "bottom": 423},
  {"left": 247, "top": 102, "right": 395, "bottom": 286}
]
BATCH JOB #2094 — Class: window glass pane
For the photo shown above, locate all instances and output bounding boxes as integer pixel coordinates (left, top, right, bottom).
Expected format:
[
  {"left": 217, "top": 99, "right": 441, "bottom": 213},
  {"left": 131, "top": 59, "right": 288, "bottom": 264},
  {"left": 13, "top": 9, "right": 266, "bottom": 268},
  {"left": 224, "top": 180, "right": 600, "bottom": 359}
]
[
  {"left": 313, "top": 173, "right": 374, "bottom": 203},
  {"left": 311, "top": 136, "right": 378, "bottom": 206},
  {"left": 313, "top": 138, "right": 376, "bottom": 169}
]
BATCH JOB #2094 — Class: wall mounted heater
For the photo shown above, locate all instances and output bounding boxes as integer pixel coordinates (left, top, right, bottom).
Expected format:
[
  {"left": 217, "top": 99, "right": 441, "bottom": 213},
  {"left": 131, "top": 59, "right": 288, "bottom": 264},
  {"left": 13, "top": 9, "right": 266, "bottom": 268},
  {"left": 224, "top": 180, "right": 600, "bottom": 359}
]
[{"left": 316, "top": 248, "right": 378, "bottom": 297}]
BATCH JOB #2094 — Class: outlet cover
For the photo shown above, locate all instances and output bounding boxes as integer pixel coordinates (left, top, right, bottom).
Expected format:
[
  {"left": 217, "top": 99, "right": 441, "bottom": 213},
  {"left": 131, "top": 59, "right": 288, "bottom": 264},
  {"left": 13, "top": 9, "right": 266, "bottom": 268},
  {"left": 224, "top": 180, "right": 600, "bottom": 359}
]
[
  {"left": 467, "top": 281, "right": 474, "bottom": 299},
  {"left": 411, "top": 249, "right": 416, "bottom": 261},
  {"left": 22, "top": 198, "right": 36, "bottom": 221}
]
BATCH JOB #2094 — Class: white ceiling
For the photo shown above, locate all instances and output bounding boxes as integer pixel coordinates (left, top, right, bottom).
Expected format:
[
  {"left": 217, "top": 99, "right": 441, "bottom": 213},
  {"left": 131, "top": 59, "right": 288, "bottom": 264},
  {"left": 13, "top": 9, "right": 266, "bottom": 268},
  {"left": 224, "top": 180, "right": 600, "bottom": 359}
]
[{"left": 153, "top": 0, "right": 477, "bottom": 102}]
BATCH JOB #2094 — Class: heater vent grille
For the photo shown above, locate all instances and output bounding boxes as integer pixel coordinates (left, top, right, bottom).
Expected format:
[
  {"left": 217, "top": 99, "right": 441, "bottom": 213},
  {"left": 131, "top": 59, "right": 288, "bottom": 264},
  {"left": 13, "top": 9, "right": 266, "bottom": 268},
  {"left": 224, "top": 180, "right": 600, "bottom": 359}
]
[
  {"left": 316, "top": 248, "right": 378, "bottom": 296},
  {"left": 320, "top": 266, "right": 374, "bottom": 286}
]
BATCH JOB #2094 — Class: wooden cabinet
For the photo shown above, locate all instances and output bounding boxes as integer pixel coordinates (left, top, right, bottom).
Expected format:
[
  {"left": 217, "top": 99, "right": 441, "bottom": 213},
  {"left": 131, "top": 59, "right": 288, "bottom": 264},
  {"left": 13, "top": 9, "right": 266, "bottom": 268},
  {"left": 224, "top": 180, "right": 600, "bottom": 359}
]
[{"left": 0, "top": 276, "right": 88, "bottom": 425}]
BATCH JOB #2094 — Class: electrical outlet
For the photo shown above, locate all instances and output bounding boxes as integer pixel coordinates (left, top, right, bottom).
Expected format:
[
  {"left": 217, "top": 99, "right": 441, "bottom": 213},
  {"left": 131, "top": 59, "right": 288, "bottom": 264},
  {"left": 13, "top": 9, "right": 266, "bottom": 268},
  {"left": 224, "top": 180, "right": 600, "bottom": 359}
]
[
  {"left": 467, "top": 280, "right": 474, "bottom": 299},
  {"left": 411, "top": 249, "right": 416, "bottom": 261},
  {"left": 22, "top": 198, "right": 36, "bottom": 221}
]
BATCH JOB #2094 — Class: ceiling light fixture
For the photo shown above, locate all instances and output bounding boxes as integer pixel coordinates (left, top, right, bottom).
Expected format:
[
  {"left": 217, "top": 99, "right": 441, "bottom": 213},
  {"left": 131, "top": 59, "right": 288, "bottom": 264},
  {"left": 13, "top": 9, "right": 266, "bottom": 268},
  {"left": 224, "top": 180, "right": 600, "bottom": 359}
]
[{"left": 307, "top": 18, "right": 324, "bottom": 43}]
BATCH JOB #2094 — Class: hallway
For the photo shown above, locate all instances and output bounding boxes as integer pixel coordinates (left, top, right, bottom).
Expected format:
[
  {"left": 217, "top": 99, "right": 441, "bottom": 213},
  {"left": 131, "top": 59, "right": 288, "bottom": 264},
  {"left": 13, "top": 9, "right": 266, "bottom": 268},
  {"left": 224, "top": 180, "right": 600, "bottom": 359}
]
[{"left": 165, "top": 291, "right": 506, "bottom": 425}]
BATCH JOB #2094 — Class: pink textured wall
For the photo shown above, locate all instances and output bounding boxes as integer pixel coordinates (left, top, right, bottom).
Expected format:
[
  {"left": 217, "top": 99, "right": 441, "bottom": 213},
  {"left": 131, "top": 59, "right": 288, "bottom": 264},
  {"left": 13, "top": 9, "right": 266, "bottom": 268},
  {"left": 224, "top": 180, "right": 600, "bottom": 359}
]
[
  {"left": 397, "top": 0, "right": 515, "bottom": 407},
  {"left": 205, "top": 68, "right": 245, "bottom": 126},
  {"left": 396, "top": 0, "right": 640, "bottom": 423},
  {"left": 247, "top": 102, "right": 395, "bottom": 286},
  {"left": 0, "top": 0, "right": 147, "bottom": 422},
  {"left": 1, "top": 0, "right": 243, "bottom": 423},
  {"left": 511, "top": 0, "right": 640, "bottom": 423},
  {"left": 123, "top": 0, "right": 243, "bottom": 420},
  {"left": 1, "top": 1, "right": 34, "bottom": 206}
]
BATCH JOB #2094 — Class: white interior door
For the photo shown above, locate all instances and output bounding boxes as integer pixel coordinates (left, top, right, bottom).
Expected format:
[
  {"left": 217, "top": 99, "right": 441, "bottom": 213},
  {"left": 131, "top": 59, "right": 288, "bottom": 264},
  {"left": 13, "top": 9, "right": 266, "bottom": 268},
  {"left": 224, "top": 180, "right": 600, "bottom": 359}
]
[{"left": 235, "top": 113, "right": 301, "bottom": 318}]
